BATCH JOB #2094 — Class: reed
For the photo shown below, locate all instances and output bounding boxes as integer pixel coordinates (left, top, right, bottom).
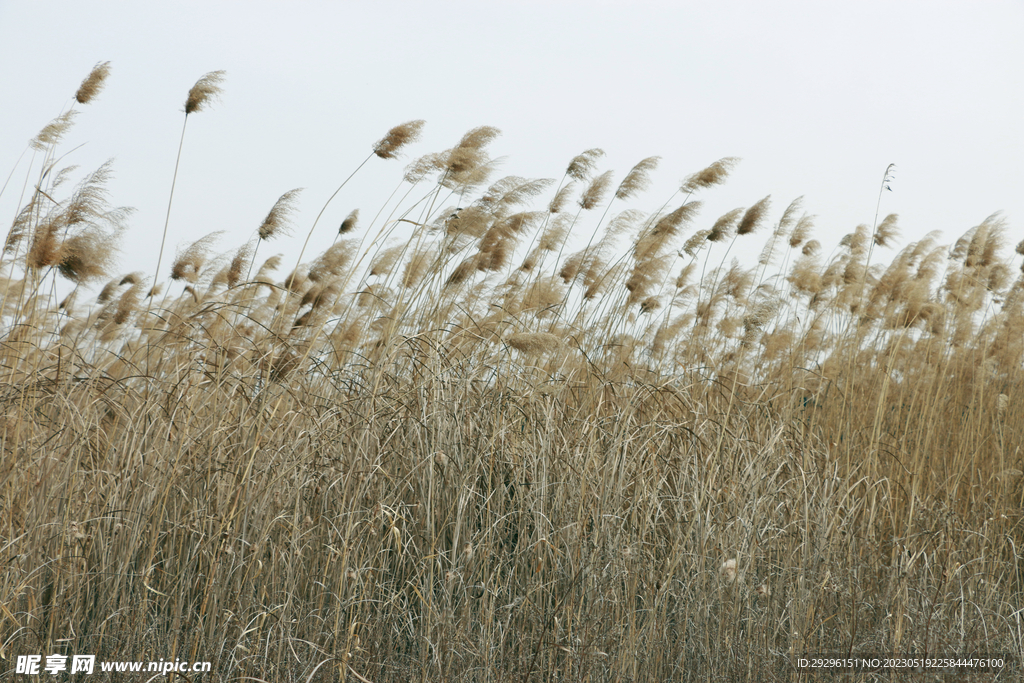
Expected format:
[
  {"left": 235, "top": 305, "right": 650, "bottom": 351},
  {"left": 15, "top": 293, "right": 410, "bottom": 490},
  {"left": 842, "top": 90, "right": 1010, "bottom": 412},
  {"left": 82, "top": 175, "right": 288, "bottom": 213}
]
[{"left": 1, "top": 69, "right": 1021, "bottom": 683}]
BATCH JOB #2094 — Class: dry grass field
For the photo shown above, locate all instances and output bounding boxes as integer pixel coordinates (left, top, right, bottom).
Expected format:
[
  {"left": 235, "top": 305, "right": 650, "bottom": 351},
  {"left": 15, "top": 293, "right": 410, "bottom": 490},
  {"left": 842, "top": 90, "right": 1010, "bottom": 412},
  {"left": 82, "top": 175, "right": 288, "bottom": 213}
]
[{"left": 2, "top": 66, "right": 1023, "bottom": 681}]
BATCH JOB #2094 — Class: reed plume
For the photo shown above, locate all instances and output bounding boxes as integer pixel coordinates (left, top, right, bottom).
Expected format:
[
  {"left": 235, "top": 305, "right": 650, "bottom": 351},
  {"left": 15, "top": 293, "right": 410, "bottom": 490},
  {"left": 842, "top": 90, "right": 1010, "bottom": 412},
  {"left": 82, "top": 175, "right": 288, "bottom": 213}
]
[
  {"left": 874, "top": 213, "right": 900, "bottom": 247},
  {"left": 736, "top": 195, "right": 771, "bottom": 235},
  {"left": 31, "top": 112, "right": 78, "bottom": 151},
  {"left": 507, "top": 332, "right": 561, "bottom": 355},
  {"left": 566, "top": 148, "right": 604, "bottom": 181},
  {"left": 681, "top": 157, "right": 739, "bottom": 193},
  {"left": 339, "top": 209, "right": 359, "bottom": 235},
  {"left": 150, "top": 70, "right": 227, "bottom": 316},
  {"left": 184, "top": 70, "right": 226, "bottom": 114},
  {"left": 75, "top": 61, "right": 112, "bottom": 104},
  {"left": 707, "top": 208, "right": 744, "bottom": 243},
  {"left": 258, "top": 189, "right": 302, "bottom": 240},
  {"left": 615, "top": 156, "right": 660, "bottom": 200},
  {"left": 579, "top": 170, "right": 614, "bottom": 210},
  {"left": 170, "top": 232, "right": 223, "bottom": 283},
  {"left": 789, "top": 214, "right": 815, "bottom": 248},
  {"left": 373, "top": 120, "right": 425, "bottom": 159},
  {"left": 228, "top": 241, "right": 255, "bottom": 288},
  {"left": 307, "top": 239, "right": 356, "bottom": 283},
  {"left": 57, "top": 227, "right": 121, "bottom": 284}
]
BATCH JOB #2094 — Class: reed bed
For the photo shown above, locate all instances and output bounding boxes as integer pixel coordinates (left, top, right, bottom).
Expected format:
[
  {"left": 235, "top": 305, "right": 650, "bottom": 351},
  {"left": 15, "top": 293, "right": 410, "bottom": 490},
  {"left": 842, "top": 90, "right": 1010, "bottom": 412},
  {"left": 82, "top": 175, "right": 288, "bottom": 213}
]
[{"left": 1, "top": 66, "right": 1022, "bottom": 682}]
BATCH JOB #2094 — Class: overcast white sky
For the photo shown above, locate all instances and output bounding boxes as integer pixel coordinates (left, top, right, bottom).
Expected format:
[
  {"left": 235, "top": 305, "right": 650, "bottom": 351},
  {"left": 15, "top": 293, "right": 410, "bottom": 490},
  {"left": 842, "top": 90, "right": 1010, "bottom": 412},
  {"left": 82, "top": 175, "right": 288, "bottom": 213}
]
[{"left": 1, "top": 1, "right": 1022, "bottom": 294}]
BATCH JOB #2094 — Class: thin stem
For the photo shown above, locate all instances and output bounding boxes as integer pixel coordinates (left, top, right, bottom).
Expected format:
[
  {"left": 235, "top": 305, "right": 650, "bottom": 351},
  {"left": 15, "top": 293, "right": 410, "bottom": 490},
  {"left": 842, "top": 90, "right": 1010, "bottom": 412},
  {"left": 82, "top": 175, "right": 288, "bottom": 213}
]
[{"left": 149, "top": 115, "right": 190, "bottom": 318}]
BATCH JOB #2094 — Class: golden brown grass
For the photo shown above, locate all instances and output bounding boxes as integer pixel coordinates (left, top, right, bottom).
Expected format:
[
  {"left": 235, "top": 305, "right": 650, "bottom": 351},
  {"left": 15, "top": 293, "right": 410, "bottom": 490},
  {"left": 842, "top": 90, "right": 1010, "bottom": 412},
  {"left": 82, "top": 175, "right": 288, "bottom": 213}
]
[{"left": 0, "top": 67, "right": 1022, "bottom": 683}]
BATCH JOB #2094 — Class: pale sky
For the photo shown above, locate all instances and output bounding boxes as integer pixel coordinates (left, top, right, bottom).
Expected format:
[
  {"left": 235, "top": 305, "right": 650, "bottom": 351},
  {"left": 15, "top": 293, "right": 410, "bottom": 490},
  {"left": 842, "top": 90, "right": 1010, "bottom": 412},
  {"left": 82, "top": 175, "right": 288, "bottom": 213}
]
[{"left": 2, "top": 1, "right": 1022, "bottom": 294}]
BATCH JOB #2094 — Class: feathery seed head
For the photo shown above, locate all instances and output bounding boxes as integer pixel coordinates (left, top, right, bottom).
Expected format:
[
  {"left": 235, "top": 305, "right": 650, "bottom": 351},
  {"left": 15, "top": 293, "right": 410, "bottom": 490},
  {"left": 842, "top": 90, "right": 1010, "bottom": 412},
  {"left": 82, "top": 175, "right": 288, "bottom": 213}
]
[
  {"left": 789, "top": 214, "right": 815, "bottom": 248},
  {"left": 566, "top": 148, "right": 604, "bottom": 181},
  {"left": 171, "top": 232, "right": 224, "bottom": 283},
  {"left": 257, "top": 254, "right": 282, "bottom": 279},
  {"left": 113, "top": 282, "right": 142, "bottom": 324},
  {"left": 446, "top": 205, "right": 491, "bottom": 238},
  {"left": 369, "top": 244, "right": 404, "bottom": 277},
  {"left": 404, "top": 152, "right": 445, "bottom": 184},
  {"left": 456, "top": 125, "right": 501, "bottom": 151},
  {"left": 519, "top": 247, "right": 541, "bottom": 273},
  {"left": 402, "top": 245, "right": 436, "bottom": 288},
  {"left": 184, "top": 70, "right": 226, "bottom": 114},
  {"left": 373, "top": 120, "right": 425, "bottom": 159},
  {"left": 874, "top": 213, "right": 900, "bottom": 247},
  {"left": 5, "top": 199, "right": 39, "bottom": 254},
  {"left": 681, "top": 157, "right": 739, "bottom": 194},
  {"left": 507, "top": 332, "right": 562, "bottom": 355},
  {"left": 227, "top": 241, "right": 255, "bottom": 288},
  {"left": 31, "top": 111, "right": 78, "bottom": 151},
  {"left": 676, "top": 262, "right": 697, "bottom": 289},
  {"left": 339, "top": 209, "right": 359, "bottom": 235},
  {"left": 802, "top": 239, "right": 821, "bottom": 256},
  {"left": 615, "top": 156, "right": 660, "bottom": 200},
  {"left": 57, "top": 226, "right": 121, "bottom": 284},
  {"left": 737, "top": 195, "right": 771, "bottom": 236},
  {"left": 778, "top": 196, "right": 804, "bottom": 232},
  {"left": 445, "top": 256, "right": 480, "bottom": 287},
  {"left": 500, "top": 177, "right": 554, "bottom": 208},
  {"left": 639, "top": 296, "right": 661, "bottom": 313},
  {"left": 548, "top": 182, "right": 575, "bottom": 213},
  {"left": 745, "top": 298, "right": 781, "bottom": 330},
  {"left": 433, "top": 126, "right": 501, "bottom": 189},
  {"left": 707, "top": 207, "right": 744, "bottom": 242},
  {"left": 259, "top": 188, "right": 302, "bottom": 240},
  {"left": 579, "top": 170, "right": 614, "bottom": 210},
  {"left": 978, "top": 213, "right": 1006, "bottom": 268},
  {"left": 682, "top": 229, "right": 711, "bottom": 257},
  {"left": 26, "top": 211, "right": 66, "bottom": 270},
  {"left": 96, "top": 278, "right": 121, "bottom": 304},
  {"left": 950, "top": 227, "right": 975, "bottom": 262},
  {"left": 539, "top": 213, "right": 572, "bottom": 252},
  {"left": 519, "top": 277, "right": 564, "bottom": 315},
  {"left": 988, "top": 262, "right": 1011, "bottom": 293},
  {"left": 307, "top": 239, "right": 356, "bottom": 282},
  {"left": 634, "top": 203, "right": 700, "bottom": 262},
  {"left": 840, "top": 225, "right": 870, "bottom": 256},
  {"left": 75, "top": 61, "right": 112, "bottom": 104},
  {"left": 59, "top": 290, "right": 77, "bottom": 312},
  {"left": 283, "top": 267, "right": 309, "bottom": 292}
]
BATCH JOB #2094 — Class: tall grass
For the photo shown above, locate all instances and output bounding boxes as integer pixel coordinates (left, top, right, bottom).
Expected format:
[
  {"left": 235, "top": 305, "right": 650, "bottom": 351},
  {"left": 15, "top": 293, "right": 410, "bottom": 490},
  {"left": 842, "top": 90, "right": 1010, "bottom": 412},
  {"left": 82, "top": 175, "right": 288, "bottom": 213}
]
[{"left": 1, "top": 67, "right": 1022, "bottom": 682}]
